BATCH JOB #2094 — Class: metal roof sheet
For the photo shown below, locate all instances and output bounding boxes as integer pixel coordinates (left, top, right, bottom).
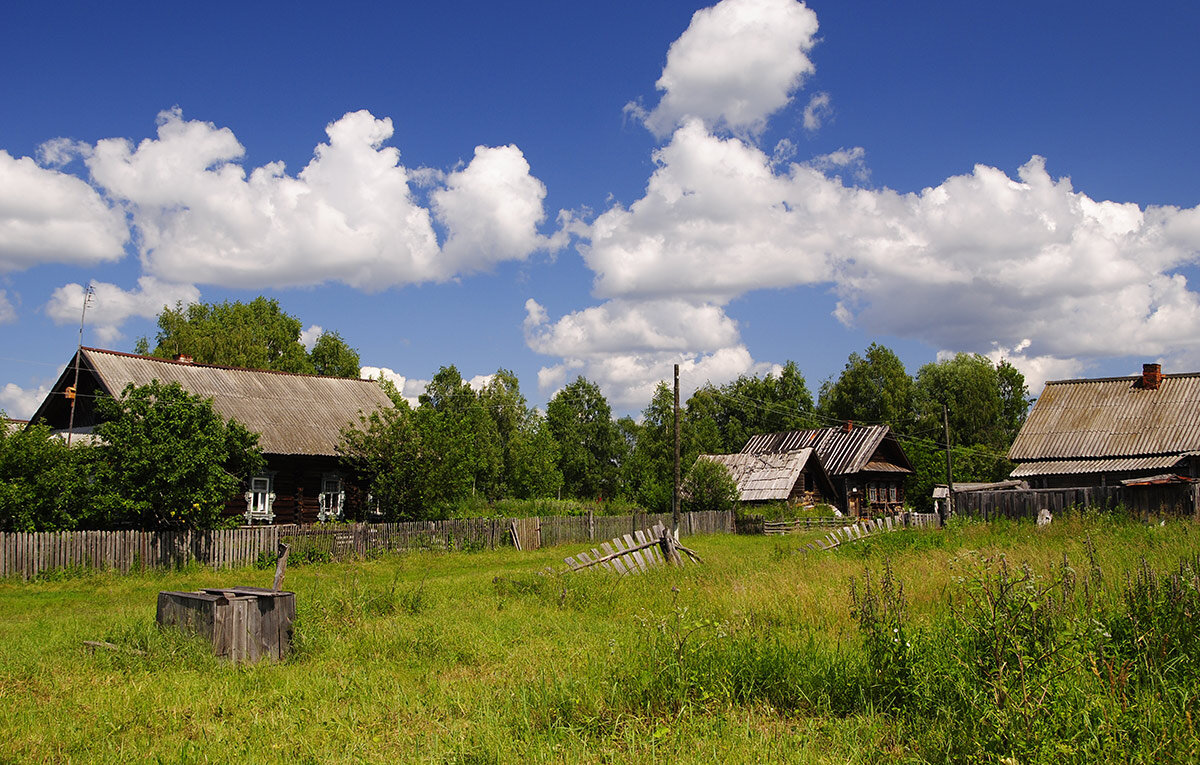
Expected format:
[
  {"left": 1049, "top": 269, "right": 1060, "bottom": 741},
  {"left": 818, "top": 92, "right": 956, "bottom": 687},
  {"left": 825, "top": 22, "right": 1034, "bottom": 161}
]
[
  {"left": 1009, "top": 373, "right": 1200, "bottom": 461},
  {"left": 741, "top": 425, "right": 912, "bottom": 476},
  {"left": 698, "top": 450, "right": 816, "bottom": 502},
  {"left": 1009, "top": 455, "right": 1188, "bottom": 478},
  {"left": 76, "top": 348, "right": 393, "bottom": 457}
]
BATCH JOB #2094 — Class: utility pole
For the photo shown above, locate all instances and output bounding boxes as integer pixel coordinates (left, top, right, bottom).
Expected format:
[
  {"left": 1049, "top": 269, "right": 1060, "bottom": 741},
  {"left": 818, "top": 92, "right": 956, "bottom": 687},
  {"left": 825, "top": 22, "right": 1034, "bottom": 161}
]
[
  {"left": 65, "top": 284, "right": 95, "bottom": 447},
  {"left": 673, "top": 364, "right": 681, "bottom": 534},
  {"left": 943, "top": 404, "right": 954, "bottom": 520}
]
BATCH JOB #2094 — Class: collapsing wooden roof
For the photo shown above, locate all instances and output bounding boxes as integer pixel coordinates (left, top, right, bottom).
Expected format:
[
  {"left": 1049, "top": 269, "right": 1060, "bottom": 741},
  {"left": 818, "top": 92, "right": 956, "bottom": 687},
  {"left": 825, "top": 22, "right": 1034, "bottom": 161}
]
[
  {"left": 741, "top": 424, "right": 913, "bottom": 476},
  {"left": 696, "top": 448, "right": 839, "bottom": 504},
  {"left": 30, "top": 347, "right": 394, "bottom": 457}
]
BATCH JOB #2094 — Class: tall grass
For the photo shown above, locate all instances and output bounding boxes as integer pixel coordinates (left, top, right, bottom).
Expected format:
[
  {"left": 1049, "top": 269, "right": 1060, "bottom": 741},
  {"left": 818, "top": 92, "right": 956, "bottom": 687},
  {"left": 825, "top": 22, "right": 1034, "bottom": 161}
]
[{"left": 0, "top": 511, "right": 1195, "bottom": 762}]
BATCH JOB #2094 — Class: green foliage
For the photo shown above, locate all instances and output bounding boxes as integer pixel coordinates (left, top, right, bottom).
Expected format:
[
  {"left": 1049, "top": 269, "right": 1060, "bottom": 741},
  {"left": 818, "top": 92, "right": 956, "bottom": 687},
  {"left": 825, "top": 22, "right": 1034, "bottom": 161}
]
[
  {"left": 818, "top": 343, "right": 914, "bottom": 428},
  {"left": 685, "top": 360, "right": 816, "bottom": 453},
  {"left": 682, "top": 458, "right": 740, "bottom": 514},
  {"left": 905, "top": 436, "right": 1013, "bottom": 511},
  {"left": 545, "top": 376, "right": 622, "bottom": 500},
  {"left": 94, "top": 381, "right": 264, "bottom": 529},
  {"left": 140, "top": 297, "right": 361, "bottom": 377},
  {"left": 308, "top": 331, "right": 362, "bottom": 378},
  {"left": 914, "top": 352, "right": 1030, "bottom": 449},
  {"left": 0, "top": 421, "right": 105, "bottom": 531},
  {"left": 338, "top": 401, "right": 428, "bottom": 521}
]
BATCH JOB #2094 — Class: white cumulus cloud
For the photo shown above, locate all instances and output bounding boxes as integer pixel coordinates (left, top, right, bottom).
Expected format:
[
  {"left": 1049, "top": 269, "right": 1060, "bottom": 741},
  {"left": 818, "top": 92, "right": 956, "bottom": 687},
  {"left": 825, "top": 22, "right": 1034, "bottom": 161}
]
[
  {"left": 0, "top": 290, "right": 15, "bottom": 324},
  {"left": 360, "top": 366, "right": 426, "bottom": 406},
  {"left": 637, "top": 0, "right": 820, "bottom": 138},
  {"left": 81, "top": 108, "right": 557, "bottom": 291},
  {"left": 0, "top": 381, "right": 51, "bottom": 420},
  {"left": 45, "top": 277, "right": 200, "bottom": 344},
  {"left": 0, "top": 150, "right": 128, "bottom": 272},
  {"left": 524, "top": 298, "right": 776, "bottom": 408}
]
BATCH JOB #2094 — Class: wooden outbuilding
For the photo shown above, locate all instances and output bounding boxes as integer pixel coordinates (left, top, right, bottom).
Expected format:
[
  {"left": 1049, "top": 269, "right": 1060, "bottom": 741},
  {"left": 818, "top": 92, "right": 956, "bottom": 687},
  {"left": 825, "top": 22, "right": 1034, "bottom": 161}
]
[
  {"left": 1008, "top": 363, "right": 1200, "bottom": 488},
  {"left": 28, "top": 347, "right": 394, "bottom": 524},
  {"left": 695, "top": 447, "right": 840, "bottom": 507},
  {"left": 741, "top": 423, "right": 913, "bottom": 517}
]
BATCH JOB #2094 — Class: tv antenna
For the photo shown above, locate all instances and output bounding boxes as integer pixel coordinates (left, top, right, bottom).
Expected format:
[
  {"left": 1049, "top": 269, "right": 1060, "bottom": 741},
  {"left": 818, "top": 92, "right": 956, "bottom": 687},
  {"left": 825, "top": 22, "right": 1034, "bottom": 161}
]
[{"left": 65, "top": 283, "right": 96, "bottom": 446}]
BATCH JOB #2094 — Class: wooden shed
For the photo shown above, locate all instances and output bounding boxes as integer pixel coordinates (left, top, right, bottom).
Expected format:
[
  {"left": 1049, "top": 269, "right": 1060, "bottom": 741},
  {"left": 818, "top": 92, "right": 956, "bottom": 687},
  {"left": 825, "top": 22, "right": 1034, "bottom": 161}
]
[
  {"left": 695, "top": 448, "right": 839, "bottom": 507},
  {"left": 1008, "top": 364, "right": 1200, "bottom": 488},
  {"left": 741, "top": 423, "right": 913, "bottom": 517}
]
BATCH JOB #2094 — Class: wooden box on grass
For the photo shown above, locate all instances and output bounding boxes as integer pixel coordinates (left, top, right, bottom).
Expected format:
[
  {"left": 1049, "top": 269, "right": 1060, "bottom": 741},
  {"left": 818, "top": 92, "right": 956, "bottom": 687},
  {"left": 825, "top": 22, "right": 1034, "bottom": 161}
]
[{"left": 156, "top": 587, "right": 294, "bottom": 663}]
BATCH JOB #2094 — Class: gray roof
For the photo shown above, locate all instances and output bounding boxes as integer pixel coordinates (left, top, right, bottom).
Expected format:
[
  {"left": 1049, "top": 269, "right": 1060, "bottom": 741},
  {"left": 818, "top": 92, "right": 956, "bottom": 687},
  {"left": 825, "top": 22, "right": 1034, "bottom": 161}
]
[
  {"left": 1010, "top": 455, "right": 1191, "bottom": 478},
  {"left": 697, "top": 449, "right": 819, "bottom": 502},
  {"left": 1008, "top": 373, "right": 1200, "bottom": 461},
  {"left": 40, "top": 348, "right": 393, "bottom": 457},
  {"left": 741, "top": 425, "right": 913, "bottom": 476}
]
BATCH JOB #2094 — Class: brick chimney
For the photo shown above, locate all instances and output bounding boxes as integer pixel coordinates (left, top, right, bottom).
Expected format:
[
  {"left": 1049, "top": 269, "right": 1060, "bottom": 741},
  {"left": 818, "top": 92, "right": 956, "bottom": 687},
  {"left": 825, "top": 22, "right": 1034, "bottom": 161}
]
[
  {"left": 1142, "top": 363, "right": 1162, "bottom": 390},
  {"left": 844, "top": 419, "right": 853, "bottom": 433},
  {"left": 174, "top": 354, "right": 194, "bottom": 364}
]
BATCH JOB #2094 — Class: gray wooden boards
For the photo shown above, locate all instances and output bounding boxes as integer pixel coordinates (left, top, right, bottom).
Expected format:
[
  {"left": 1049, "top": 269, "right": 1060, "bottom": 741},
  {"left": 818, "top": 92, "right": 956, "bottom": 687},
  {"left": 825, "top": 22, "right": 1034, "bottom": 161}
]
[
  {"left": 564, "top": 523, "right": 702, "bottom": 575},
  {"left": 156, "top": 587, "right": 295, "bottom": 663},
  {"left": 799, "top": 512, "right": 941, "bottom": 554}
]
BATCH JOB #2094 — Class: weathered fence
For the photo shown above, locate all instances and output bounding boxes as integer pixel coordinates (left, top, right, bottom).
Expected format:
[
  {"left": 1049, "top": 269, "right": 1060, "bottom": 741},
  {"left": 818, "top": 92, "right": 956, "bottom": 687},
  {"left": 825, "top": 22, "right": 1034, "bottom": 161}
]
[
  {"left": 953, "top": 484, "right": 1200, "bottom": 522},
  {"left": 801, "top": 512, "right": 941, "bottom": 553},
  {"left": 0, "top": 510, "right": 733, "bottom": 579},
  {"left": 763, "top": 516, "right": 851, "bottom": 535}
]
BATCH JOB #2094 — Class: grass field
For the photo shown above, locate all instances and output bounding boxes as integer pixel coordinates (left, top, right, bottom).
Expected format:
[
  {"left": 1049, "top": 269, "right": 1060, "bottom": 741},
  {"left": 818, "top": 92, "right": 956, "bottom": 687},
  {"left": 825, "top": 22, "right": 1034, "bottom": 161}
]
[{"left": 1, "top": 512, "right": 1197, "bottom": 763}]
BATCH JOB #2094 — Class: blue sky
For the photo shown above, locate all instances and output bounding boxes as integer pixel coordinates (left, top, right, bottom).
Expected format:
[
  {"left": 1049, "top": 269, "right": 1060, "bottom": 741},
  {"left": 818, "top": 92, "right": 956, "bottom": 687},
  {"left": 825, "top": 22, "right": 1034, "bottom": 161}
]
[{"left": 3, "top": 0, "right": 1199, "bottom": 419}]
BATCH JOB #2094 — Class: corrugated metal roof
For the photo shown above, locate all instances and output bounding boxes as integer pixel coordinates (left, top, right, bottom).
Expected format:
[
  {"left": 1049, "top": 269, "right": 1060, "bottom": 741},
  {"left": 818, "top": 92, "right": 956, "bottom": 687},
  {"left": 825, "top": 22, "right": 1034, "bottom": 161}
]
[
  {"left": 78, "top": 347, "right": 393, "bottom": 457},
  {"left": 1010, "top": 455, "right": 1188, "bottom": 478},
  {"left": 741, "top": 425, "right": 912, "bottom": 476},
  {"left": 698, "top": 450, "right": 817, "bottom": 502},
  {"left": 1009, "top": 373, "right": 1200, "bottom": 461}
]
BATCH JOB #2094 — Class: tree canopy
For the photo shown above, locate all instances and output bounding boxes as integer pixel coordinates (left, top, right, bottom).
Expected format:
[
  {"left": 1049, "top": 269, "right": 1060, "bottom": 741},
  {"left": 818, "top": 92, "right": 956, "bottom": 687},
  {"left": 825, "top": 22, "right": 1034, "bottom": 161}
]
[
  {"left": 94, "top": 381, "right": 264, "bottom": 529},
  {"left": 136, "top": 297, "right": 361, "bottom": 377}
]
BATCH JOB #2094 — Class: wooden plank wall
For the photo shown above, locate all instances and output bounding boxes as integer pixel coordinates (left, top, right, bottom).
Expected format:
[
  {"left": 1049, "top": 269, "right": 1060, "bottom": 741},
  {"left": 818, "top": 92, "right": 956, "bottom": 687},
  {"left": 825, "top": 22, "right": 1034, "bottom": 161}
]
[
  {"left": 0, "top": 510, "right": 734, "bottom": 579},
  {"left": 951, "top": 485, "right": 1199, "bottom": 521}
]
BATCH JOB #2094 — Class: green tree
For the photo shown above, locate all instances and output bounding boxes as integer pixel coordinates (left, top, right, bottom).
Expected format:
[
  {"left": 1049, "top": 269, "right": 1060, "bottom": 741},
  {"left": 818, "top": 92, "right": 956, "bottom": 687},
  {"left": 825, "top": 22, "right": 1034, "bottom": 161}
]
[
  {"left": 818, "top": 343, "right": 914, "bottom": 428},
  {"left": 94, "top": 381, "right": 264, "bottom": 529},
  {"left": 506, "top": 413, "right": 564, "bottom": 499},
  {"left": 682, "top": 458, "right": 740, "bottom": 514},
  {"left": 309, "top": 331, "right": 362, "bottom": 378},
  {"left": 417, "top": 366, "right": 503, "bottom": 504},
  {"left": 913, "top": 353, "right": 1027, "bottom": 450},
  {"left": 138, "top": 297, "right": 361, "bottom": 377},
  {"left": 0, "top": 420, "right": 105, "bottom": 531},
  {"left": 685, "top": 361, "right": 816, "bottom": 453},
  {"left": 338, "top": 401, "right": 428, "bottom": 521},
  {"left": 546, "top": 376, "right": 621, "bottom": 500},
  {"left": 621, "top": 383, "right": 677, "bottom": 512}
]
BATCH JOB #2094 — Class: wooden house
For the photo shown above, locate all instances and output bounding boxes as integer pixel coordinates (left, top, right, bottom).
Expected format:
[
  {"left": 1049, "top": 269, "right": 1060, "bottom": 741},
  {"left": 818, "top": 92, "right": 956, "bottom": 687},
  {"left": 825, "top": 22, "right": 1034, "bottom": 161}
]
[
  {"left": 694, "top": 447, "right": 840, "bottom": 507},
  {"left": 28, "top": 347, "right": 394, "bottom": 524},
  {"left": 1008, "top": 363, "right": 1200, "bottom": 488},
  {"left": 741, "top": 423, "right": 913, "bottom": 517}
]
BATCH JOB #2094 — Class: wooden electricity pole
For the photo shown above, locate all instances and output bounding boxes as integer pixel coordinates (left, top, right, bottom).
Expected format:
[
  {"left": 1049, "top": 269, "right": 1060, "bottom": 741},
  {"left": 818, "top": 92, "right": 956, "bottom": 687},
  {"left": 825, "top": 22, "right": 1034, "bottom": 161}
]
[
  {"left": 943, "top": 404, "right": 955, "bottom": 519},
  {"left": 673, "top": 364, "right": 681, "bottom": 534}
]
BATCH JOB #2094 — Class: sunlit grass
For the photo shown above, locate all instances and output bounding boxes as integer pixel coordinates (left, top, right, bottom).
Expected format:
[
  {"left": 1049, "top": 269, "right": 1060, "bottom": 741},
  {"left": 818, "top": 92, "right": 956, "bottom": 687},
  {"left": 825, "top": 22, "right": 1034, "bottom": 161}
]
[{"left": 0, "top": 512, "right": 1196, "bottom": 763}]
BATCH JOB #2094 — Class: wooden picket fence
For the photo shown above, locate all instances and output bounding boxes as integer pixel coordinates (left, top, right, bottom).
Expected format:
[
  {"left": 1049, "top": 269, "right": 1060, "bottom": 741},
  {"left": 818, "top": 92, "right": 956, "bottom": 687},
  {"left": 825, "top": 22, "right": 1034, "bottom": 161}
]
[
  {"left": 798, "top": 512, "right": 941, "bottom": 553},
  {"left": 763, "top": 516, "right": 850, "bottom": 535},
  {"left": 0, "top": 510, "right": 734, "bottom": 580},
  {"left": 563, "top": 523, "right": 702, "bottom": 576}
]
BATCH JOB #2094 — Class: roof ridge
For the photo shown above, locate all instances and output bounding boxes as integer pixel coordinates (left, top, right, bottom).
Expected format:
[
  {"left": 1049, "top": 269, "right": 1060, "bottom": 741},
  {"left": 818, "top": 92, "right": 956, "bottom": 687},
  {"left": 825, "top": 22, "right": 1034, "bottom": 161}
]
[
  {"left": 82, "top": 346, "right": 376, "bottom": 383},
  {"left": 1045, "top": 371, "right": 1200, "bottom": 385}
]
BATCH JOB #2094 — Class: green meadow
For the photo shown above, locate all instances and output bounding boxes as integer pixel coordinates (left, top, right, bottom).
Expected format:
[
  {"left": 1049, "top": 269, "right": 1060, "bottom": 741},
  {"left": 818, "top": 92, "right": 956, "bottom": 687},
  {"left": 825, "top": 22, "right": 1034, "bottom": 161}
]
[{"left": 1, "top": 513, "right": 1197, "bottom": 763}]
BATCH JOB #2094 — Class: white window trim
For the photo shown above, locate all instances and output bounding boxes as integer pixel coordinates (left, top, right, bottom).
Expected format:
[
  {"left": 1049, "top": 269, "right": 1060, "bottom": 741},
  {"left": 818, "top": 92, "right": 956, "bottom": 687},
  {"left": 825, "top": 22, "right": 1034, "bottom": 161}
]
[
  {"left": 318, "top": 473, "right": 345, "bottom": 523},
  {"left": 244, "top": 472, "right": 277, "bottom": 524}
]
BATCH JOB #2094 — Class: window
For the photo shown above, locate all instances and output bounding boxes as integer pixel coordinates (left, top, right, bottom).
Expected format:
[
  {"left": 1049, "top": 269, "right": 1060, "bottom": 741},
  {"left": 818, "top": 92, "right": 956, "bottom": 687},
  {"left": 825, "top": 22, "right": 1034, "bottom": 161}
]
[
  {"left": 888, "top": 485, "right": 898, "bottom": 503},
  {"left": 867, "top": 484, "right": 878, "bottom": 503},
  {"left": 318, "top": 474, "right": 345, "bottom": 522},
  {"left": 244, "top": 474, "right": 276, "bottom": 523}
]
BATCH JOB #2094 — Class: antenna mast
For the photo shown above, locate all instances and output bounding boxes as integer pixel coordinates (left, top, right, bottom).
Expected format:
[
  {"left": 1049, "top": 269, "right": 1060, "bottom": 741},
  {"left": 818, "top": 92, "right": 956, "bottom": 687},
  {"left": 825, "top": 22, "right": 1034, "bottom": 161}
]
[{"left": 65, "top": 284, "right": 95, "bottom": 447}]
